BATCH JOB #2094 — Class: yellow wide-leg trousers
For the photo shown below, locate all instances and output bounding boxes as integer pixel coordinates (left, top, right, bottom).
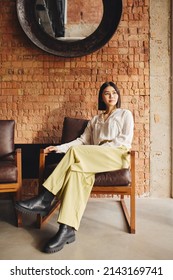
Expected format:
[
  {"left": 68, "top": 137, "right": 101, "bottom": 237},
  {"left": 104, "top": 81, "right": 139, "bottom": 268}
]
[{"left": 43, "top": 145, "right": 130, "bottom": 230}]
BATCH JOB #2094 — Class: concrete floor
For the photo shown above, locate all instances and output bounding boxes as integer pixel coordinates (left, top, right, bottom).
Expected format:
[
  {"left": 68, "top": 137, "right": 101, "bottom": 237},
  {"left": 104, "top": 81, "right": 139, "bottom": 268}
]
[{"left": 0, "top": 197, "right": 173, "bottom": 260}]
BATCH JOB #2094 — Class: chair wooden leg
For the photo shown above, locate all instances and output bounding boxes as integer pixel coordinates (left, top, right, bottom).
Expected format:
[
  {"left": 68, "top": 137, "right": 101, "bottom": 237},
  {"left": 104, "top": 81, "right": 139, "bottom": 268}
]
[
  {"left": 12, "top": 195, "right": 22, "bottom": 227},
  {"left": 36, "top": 200, "right": 61, "bottom": 228},
  {"left": 16, "top": 211, "right": 22, "bottom": 227},
  {"left": 13, "top": 181, "right": 23, "bottom": 227},
  {"left": 36, "top": 214, "right": 43, "bottom": 228},
  {"left": 120, "top": 198, "right": 130, "bottom": 232},
  {"left": 120, "top": 196, "right": 135, "bottom": 234},
  {"left": 130, "top": 192, "right": 136, "bottom": 234}
]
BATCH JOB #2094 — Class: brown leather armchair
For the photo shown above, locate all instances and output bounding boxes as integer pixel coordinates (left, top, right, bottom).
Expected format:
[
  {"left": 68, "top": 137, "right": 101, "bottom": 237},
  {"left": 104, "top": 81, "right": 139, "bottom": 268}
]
[
  {"left": 38, "top": 117, "right": 135, "bottom": 233},
  {"left": 0, "top": 120, "right": 22, "bottom": 226}
]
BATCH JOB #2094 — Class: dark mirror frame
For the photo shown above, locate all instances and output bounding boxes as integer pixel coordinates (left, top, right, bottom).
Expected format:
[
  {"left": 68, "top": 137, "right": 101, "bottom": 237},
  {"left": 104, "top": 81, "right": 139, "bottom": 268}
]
[{"left": 16, "top": 0, "right": 122, "bottom": 58}]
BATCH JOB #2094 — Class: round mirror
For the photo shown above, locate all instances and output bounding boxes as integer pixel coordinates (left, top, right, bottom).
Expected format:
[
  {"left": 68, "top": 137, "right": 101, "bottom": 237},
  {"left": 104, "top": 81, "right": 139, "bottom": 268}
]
[
  {"left": 16, "top": 0, "right": 122, "bottom": 58},
  {"left": 35, "top": 0, "right": 103, "bottom": 40}
]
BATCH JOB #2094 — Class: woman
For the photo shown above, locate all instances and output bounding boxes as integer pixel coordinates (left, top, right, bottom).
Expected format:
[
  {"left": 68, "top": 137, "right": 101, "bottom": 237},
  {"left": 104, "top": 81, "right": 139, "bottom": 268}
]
[{"left": 16, "top": 81, "right": 134, "bottom": 254}]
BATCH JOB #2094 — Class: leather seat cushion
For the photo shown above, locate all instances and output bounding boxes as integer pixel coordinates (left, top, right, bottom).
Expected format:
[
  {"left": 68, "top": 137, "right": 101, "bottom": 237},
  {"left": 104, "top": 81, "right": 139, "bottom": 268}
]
[
  {"left": 0, "top": 161, "right": 17, "bottom": 183},
  {"left": 94, "top": 168, "right": 131, "bottom": 186},
  {"left": 44, "top": 164, "right": 131, "bottom": 186}
]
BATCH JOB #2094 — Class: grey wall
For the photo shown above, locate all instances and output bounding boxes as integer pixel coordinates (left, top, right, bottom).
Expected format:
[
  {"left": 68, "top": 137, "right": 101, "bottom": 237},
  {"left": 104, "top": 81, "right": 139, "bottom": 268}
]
[{"left": 150, "top": 0, "right": 172, "bottom": 197}]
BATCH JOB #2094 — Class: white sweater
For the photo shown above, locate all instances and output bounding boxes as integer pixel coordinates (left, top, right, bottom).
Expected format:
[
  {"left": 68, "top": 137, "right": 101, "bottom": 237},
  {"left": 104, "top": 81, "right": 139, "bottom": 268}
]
[{"left": 57, "top": 109, "right": 134, "bottom": 153}]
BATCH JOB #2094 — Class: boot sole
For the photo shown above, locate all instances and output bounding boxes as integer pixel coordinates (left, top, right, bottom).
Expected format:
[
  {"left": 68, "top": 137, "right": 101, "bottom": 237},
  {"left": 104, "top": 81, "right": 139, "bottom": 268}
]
[
  {"left": 43, "top": 235, "right": 76, "bottom": 254},
  {"left": 15, "top": 203, "right": 50, "bottom": 216}
]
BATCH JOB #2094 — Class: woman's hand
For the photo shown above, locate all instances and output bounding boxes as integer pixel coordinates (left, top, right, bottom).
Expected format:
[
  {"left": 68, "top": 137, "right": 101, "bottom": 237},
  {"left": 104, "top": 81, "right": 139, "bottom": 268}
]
[{"left": 44, "top": 146, "right": 58, "bottom": 155}]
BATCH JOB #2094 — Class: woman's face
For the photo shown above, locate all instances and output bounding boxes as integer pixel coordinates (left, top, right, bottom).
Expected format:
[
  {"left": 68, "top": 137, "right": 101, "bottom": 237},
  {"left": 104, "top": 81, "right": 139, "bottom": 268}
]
[{"left": 102, "top": 86, "right": 118, "bottom": 108}]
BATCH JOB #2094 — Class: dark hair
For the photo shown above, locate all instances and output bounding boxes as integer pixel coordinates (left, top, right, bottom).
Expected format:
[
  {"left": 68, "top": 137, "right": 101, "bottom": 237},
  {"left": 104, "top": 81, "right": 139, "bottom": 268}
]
[{"left": 98, "top": 81, "right": 121, "bottom": 110}]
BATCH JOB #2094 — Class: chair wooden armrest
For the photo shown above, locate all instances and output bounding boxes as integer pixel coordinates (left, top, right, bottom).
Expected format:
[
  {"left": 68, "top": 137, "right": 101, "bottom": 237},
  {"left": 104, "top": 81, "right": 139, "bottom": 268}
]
[
  {"left": 15, "top": 148, "right": 22, "bottom": 197},
  {"left": 121, "top": 150, "right": 135, "bottom": 234},
  {"left": 15, "top": 148, "right": 23, "bottom": 227}
]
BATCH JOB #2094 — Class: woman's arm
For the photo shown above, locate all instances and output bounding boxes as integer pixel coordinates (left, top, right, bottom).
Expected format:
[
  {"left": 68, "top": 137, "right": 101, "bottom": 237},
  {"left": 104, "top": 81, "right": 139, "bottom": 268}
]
[
  {"left": 118, "top": 110, "right": 134, "bottom": 146},
  {"left": 45, "top": 120, "right": 93, "bottom": 154}
]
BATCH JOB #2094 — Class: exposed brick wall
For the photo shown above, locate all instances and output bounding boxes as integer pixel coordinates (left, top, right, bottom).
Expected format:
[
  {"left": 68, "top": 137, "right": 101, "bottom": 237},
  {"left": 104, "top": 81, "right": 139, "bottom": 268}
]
[
  {"left": 0, "top": 0, "right": 150, "bottom": 195},
  {"left": 68, "top": 0, "right": 103, "bottom": 23}
]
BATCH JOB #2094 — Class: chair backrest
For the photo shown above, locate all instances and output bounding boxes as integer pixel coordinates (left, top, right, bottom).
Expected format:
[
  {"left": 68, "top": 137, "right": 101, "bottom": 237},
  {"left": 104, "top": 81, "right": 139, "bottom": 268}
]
[
  {"left": 61, "top": 117, "right": 89, "bottom": 144},
  {"left": 0, "top": 120, "right": 15, "bottom": 160}
]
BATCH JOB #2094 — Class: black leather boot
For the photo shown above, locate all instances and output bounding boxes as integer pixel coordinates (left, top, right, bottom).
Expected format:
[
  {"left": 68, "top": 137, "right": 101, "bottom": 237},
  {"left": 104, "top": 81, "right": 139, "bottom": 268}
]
[
  {"left": 15, "top": 189, "right": 55, "bottom": 216},
  {"left": 43, "top": 224, "right": 75, "bottom": 253}
]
